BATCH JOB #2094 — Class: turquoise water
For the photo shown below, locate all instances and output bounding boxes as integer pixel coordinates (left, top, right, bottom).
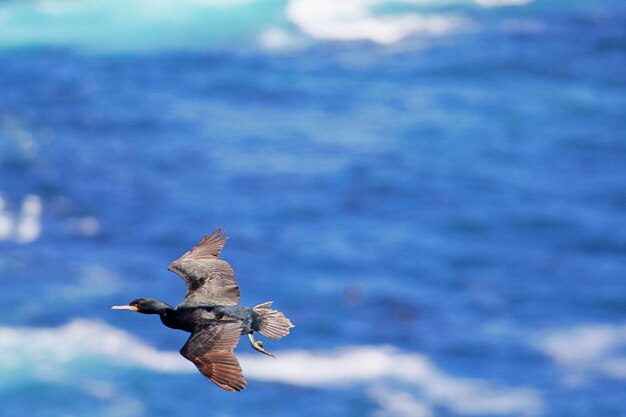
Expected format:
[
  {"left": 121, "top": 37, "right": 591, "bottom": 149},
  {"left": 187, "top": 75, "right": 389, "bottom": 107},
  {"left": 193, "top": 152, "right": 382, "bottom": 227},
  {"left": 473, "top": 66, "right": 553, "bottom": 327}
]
[{"left": 1, "top": 0, "right": 625, "bottom": 416}]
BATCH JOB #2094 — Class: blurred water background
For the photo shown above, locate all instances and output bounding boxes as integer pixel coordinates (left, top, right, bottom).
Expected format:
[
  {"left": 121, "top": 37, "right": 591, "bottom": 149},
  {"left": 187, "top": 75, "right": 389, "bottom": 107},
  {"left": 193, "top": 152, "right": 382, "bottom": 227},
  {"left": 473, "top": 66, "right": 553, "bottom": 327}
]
[{"left": 1, "top": 0, "right": 625, "bottom": 416}]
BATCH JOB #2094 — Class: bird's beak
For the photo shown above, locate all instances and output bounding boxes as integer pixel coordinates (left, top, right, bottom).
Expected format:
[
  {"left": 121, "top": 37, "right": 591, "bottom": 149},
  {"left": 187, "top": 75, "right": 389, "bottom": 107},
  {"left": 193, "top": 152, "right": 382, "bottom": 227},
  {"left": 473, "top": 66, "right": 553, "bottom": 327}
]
[{"left": 111, "top": 305, "right": 139, "bottom": 312}]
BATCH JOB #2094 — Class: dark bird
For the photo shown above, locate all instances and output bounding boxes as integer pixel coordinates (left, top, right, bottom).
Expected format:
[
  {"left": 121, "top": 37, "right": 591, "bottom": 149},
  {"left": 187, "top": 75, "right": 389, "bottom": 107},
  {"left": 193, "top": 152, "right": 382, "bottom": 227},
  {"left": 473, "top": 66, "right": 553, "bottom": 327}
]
[{"left": 111, "top": 228, "right": 294, "bottom": 391}]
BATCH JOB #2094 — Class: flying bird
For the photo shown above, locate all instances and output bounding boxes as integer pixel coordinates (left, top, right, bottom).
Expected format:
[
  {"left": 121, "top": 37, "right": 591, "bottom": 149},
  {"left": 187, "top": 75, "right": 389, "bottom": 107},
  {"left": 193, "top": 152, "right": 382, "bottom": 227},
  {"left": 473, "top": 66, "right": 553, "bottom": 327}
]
[{"left": 111, "top": 228, "right": 294, "bottom": 391}]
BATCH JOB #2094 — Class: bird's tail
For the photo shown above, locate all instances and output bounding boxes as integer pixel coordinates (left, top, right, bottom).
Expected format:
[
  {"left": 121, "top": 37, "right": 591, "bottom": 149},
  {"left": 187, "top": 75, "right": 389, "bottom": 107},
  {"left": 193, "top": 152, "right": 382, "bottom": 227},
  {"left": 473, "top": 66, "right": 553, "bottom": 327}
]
[{"left": 253, "top": 301, "right": 294, "bottom": 340}]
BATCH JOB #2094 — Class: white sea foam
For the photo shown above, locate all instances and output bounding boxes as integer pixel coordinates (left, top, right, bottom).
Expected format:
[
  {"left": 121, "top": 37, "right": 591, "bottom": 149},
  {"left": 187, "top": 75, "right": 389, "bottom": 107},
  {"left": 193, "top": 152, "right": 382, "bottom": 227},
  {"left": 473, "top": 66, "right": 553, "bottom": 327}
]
[
  {"left": 16, "top": 195, "right": 42, "bottom": 243},
  {"left": 535, "top": 323, "right": 626, "bottom": 384},
  {"left": 281, "top": 0, "right": 542, "bottom": 46},
  {"left": 0, "top": 194, "right": 42, "bottom": 243},
  {"left": 0, "top": 320, "right": 189, "bottom": 377},
  {"left": 0, "top": 319, "right": 541, "bottom": 416},
  {"left": 286, "top": 0, "right": 471, "bottom": 44}
]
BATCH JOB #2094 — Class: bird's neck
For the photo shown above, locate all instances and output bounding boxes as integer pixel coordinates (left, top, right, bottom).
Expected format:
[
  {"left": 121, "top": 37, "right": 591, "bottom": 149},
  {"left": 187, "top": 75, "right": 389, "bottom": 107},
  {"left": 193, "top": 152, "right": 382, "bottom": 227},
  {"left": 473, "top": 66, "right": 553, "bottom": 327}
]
[
  {"left": 145, "top": 300, "right": 174, "bottom": 315},
  {"left": 158, "top": 307, "right": 192, "bottom": 332},
  {"left": 156, "top": 305, "right": 175, "bottom": 316}
]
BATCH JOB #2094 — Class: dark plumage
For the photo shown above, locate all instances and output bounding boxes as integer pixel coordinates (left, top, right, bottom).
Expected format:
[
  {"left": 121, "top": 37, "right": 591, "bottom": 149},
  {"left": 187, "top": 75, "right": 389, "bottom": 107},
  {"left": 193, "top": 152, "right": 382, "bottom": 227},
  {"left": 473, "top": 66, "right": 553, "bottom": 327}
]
[{"left": 112, "top": 228, "right": 294, "bottom": 392}]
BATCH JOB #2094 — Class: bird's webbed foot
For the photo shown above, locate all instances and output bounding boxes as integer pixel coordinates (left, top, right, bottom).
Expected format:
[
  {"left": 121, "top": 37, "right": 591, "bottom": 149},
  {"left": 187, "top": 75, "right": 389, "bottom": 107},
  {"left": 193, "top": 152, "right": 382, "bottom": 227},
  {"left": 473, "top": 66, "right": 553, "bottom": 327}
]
[{"left": 248, "top": 333, "right": 275, "bottom": 358}]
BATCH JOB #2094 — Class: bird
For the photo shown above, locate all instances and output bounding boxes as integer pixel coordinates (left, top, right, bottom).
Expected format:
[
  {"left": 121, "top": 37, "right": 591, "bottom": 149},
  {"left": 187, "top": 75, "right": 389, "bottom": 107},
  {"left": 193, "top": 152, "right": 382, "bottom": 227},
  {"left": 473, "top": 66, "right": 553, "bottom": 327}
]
[{"left": 111, "top": 227, "right": 294, "bottom": 392}]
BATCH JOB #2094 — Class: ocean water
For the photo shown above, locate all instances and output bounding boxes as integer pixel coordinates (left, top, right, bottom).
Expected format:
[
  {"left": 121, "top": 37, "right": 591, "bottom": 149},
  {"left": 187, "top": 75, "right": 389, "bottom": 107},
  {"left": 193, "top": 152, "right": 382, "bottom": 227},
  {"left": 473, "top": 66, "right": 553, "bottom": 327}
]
[{"left": 1, "top": 0, "right": 625, "bottom": 416}]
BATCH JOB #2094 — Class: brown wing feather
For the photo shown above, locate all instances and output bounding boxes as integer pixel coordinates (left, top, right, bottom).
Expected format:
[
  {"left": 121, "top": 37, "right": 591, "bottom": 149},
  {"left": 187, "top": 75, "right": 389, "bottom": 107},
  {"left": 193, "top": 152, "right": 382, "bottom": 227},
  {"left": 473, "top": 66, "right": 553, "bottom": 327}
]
[
  {"left": 192, "top": 352, "right": 247, "bottom": 391},
  {"left": 180, "top": 228, "right": 228, "bottom": 260},
  {"left": 180, "top": 321, "right": 247, "bottom": 392},
  {"left": 168, "top": 228, "right": 240, "bottom": 306}
]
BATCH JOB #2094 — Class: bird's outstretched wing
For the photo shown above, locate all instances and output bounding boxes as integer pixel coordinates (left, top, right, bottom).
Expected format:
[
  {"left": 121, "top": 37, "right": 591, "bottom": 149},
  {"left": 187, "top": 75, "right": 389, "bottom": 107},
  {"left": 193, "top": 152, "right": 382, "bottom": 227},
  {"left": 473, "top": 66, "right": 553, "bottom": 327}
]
[
  {"left": 168, "top": 228, "right": 240, "bottom": 307},
  {"left": 180, "top": 320, "right": 247, "bottom": 392}
]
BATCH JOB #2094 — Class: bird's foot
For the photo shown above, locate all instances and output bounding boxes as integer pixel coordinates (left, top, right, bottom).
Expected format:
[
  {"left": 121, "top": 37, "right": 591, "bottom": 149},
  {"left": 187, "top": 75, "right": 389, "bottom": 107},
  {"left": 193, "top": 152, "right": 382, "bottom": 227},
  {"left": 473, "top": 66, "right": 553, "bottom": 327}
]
[{"left": 248, "top": 333, "right": 276, "bottom": 358}]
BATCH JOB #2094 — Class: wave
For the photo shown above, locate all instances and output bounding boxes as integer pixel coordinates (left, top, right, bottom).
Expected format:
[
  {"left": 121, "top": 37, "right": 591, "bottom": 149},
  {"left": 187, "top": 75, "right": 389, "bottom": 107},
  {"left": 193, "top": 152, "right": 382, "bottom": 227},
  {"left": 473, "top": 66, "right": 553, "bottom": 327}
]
[
  {"left": 535, "top": 323, "right": 626, "bottom": 384},
  {"left": 0, "top": 0, "right": 540, "bottom": 51},
  {"left": 0, "top": 0, "right": 275, "bottom": 51},
  {"left": 0, "top": 319, "right": 542, "bottom": 416},
  {"left": 241, "top": 345, "right": 542, "bottom": 416}
]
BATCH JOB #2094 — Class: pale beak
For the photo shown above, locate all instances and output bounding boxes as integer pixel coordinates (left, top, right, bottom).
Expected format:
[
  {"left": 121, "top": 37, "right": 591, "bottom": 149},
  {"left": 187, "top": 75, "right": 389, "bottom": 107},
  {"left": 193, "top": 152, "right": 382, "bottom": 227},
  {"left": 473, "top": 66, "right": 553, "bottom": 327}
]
[{"left": 111, "top": 305, "right": 139, "bottom": 312}]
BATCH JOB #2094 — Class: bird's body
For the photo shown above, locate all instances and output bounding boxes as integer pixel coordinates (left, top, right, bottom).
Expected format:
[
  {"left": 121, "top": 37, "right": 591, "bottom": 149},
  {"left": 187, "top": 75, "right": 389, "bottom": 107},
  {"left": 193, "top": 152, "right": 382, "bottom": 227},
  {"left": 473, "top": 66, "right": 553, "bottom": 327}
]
[
  {"left": 150, "top": 303, "right": 262, "bottom": 334},
  {"left": 112, "top": 228, "right": 294, "bottom": 391}
]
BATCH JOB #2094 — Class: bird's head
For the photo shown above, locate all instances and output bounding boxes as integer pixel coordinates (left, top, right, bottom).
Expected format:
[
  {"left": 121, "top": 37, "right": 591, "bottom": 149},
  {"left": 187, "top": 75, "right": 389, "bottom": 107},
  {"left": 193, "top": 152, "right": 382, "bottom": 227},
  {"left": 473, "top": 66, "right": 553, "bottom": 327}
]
[{"left": 111, "top": 298, "right": 171, "bottom": 314}]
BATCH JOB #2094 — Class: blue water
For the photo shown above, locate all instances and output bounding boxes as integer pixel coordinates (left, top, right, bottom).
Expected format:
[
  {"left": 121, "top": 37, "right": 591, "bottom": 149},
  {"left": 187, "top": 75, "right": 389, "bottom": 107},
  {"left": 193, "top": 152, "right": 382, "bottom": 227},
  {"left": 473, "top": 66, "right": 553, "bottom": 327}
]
[{"left": 1, "top": 0, "right": 625, "bottom": 416}]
